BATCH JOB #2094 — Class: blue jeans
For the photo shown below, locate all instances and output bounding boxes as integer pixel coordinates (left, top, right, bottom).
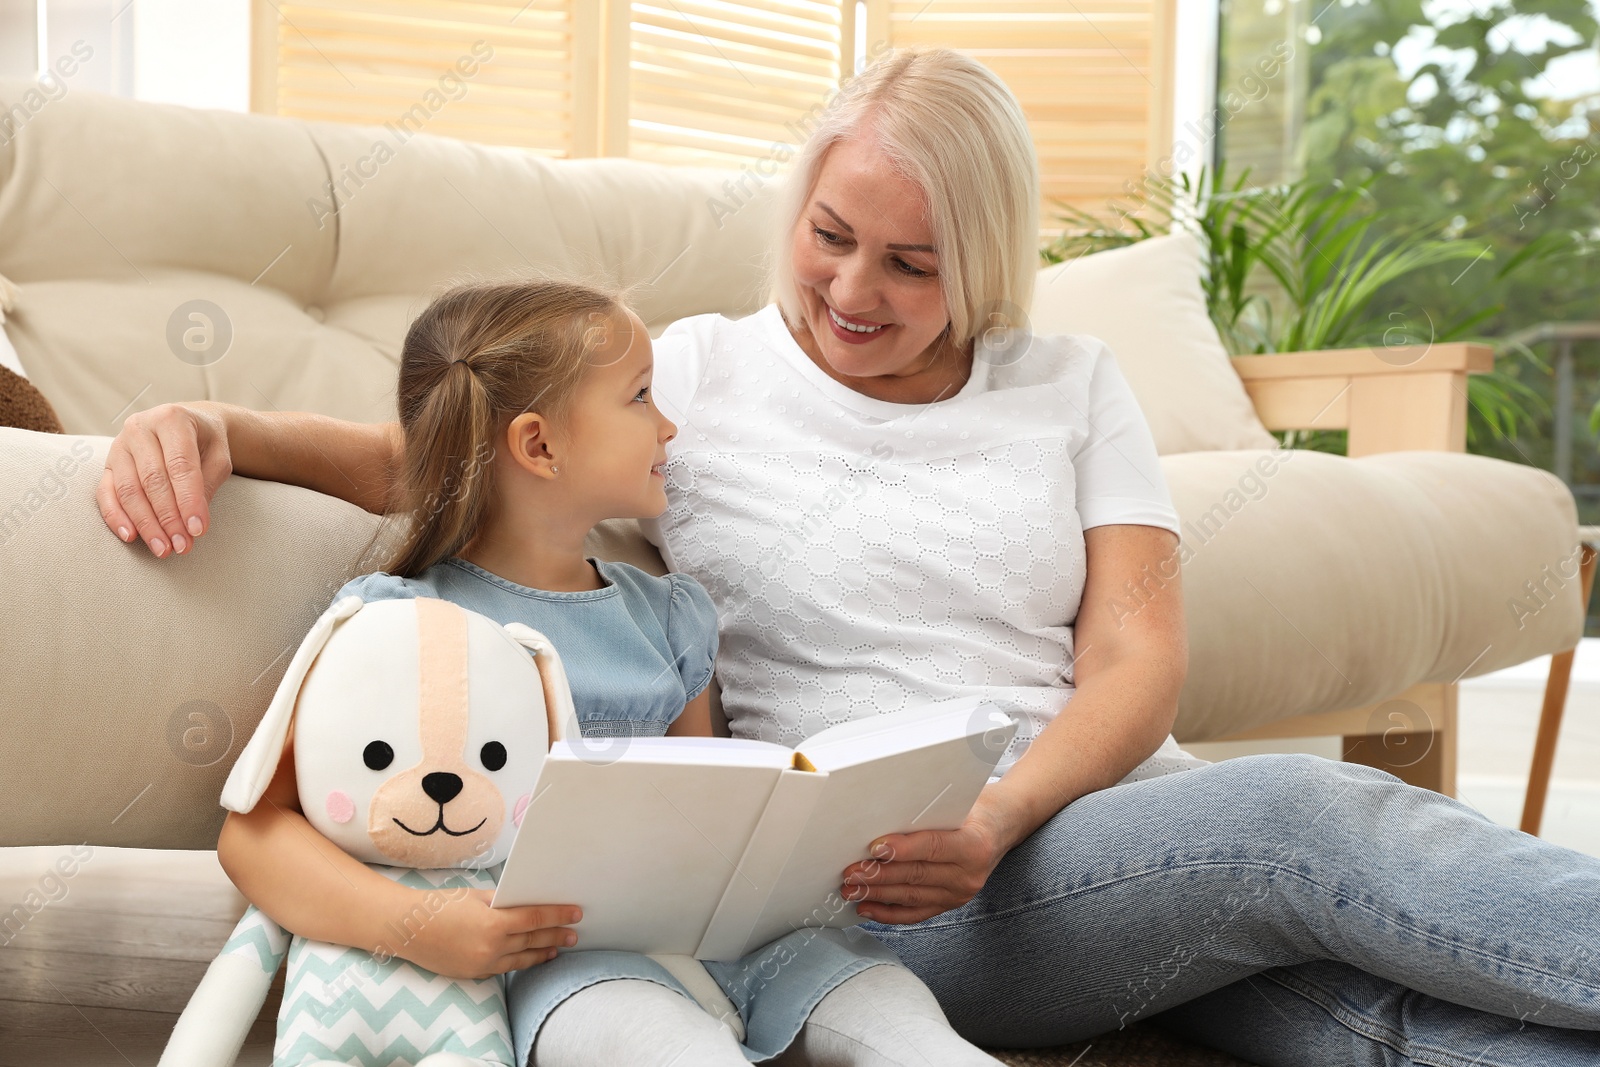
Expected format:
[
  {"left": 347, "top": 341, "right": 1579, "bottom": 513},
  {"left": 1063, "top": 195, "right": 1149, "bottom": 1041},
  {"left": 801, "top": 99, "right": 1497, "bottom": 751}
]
[{"left": 862, "top": 754, "right": 1600, "bottom": 1066}]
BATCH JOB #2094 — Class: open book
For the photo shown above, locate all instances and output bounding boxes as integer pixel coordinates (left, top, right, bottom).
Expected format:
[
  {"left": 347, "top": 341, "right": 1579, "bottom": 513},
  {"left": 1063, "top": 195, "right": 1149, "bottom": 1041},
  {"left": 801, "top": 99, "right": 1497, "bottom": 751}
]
[{"left": 492, "top": 695, "right": 1016, "bottom": 961}]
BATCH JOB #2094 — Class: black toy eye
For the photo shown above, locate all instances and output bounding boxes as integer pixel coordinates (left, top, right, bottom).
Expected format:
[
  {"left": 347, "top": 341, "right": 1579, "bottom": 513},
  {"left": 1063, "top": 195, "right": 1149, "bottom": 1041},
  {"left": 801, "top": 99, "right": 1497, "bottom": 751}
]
[
  {"left": 363, "top": 741, "right": 394, "bottom": 770},
  {"left": 480, "top": 741, "right": 507, "bottom": 772}
]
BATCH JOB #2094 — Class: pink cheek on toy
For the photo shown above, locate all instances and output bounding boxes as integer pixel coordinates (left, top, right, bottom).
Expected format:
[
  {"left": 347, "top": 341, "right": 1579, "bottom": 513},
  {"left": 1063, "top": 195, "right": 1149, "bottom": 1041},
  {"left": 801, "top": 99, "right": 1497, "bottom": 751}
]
[
  {"left": 326, "top": 790, "right": 356, "bottom": 824},
  {"left": 513, "top": 793, "right": 532, "bottom": 827}
]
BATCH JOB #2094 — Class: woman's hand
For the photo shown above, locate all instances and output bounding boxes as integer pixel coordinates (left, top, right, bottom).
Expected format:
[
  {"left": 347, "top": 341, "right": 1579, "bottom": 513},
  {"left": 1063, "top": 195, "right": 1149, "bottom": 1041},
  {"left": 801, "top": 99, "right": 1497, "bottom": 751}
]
[
  {"left": 839, "top": 796, "right": 1012, "bottom": 926},
  {"left": 397, "top": 886, "right": 583, "bottom": 981},
  {"left": 96, "top": 402, "right": 233, "bottom": 557}
]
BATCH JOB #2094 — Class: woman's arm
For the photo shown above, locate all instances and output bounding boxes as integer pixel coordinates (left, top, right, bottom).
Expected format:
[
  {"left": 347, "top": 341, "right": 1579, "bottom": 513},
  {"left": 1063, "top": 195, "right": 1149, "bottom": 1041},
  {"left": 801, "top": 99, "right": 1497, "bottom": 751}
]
[
  {"left": 969, "top": 523, "right": 1186, "bottom": 843},
  {"left": 218, "top": 726, "right": 582, "bottom": 980},
  {"left": 841, "top": 524, "right": 1187, "bottom": 924},
  {"left": 96, "top": 401, "right": 400, "bottom": 557}
]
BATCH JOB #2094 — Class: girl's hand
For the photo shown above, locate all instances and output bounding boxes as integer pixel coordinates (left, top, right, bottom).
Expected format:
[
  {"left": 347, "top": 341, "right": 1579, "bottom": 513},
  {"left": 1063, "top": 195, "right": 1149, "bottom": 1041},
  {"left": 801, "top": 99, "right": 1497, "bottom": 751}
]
[
  {"left": 96, "top": 402, "right": 233, "bottom": 557},
  {"left": 396, "top": 887, "right": 583, "bottom": 980},
  {"left": 838, "top": 803, "right": 1009, "bottom": 926}
]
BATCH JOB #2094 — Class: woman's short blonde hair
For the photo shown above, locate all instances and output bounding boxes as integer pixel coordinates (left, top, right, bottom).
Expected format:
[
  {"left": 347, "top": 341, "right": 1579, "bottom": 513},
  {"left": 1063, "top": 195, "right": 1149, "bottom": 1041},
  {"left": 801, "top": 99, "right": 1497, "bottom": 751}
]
[{"left": 768, "top": 47, "right": 1040, "bottom": 349}]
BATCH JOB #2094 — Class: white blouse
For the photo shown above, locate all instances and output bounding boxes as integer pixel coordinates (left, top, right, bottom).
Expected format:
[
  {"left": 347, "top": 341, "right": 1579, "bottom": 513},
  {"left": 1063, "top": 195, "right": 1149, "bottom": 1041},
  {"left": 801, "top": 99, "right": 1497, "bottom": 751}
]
[{"left": 641, "top": 303, "right": 1205, "bottom": 783}]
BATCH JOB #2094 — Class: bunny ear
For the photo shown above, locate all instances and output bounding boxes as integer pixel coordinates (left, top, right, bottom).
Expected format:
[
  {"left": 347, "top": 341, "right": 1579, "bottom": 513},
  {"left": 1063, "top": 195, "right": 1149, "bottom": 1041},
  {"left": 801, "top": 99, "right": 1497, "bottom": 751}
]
[
  {"left": 221, "top": 596, "right": 365, "bottom": 813},
  {"left": 502, "top": 623, "right": 582, "bottom": 745}
]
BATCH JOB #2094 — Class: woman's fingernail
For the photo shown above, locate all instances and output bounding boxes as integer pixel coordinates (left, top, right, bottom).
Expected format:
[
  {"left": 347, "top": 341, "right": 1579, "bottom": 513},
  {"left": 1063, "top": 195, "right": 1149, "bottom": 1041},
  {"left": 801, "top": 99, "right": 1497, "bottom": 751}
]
[
  {"left": 172, "top": 534, "right": 187, "bottom": 554},
  {"left": 187, "top": 516, "right": 202, "bottom": 536},
  {"left": 151, "top": 538, "right": 166, "bottom": 556},
  {"left": 564, "top": 932, "right": 576, "bottom": 946},
  {"left": 117, "top": 526, "right": 130, "bottom": 542}
]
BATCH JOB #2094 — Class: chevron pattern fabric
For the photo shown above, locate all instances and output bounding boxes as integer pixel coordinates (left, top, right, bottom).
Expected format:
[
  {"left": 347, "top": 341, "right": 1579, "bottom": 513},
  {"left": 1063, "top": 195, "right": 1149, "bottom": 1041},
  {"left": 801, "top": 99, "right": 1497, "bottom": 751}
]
[
  {"left": 221, "top": 903, "right": 292, "bottom": 975},
  {"left": 269, "top": 865, "right": 513, "bottom": 1067}
]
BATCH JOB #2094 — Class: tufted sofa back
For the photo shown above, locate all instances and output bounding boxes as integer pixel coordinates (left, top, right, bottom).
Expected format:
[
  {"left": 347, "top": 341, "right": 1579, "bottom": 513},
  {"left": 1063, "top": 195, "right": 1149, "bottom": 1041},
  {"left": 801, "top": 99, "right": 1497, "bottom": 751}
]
[{"left": 0, "top": 80, "right": 781, "bottom": 435}]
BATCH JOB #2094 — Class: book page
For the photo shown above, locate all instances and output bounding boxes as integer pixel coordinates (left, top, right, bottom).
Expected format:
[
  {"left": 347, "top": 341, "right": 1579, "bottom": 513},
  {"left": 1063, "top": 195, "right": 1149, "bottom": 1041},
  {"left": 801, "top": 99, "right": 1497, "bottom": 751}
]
[
  {"left": 492, "top": 742, "right": 789, "bottom": 954},
  {"left": 797, "top": 696, "right": 1011, "bottom": 771},
  {"left": 736, "top": 705, "right": 1015, "bottom": 956}
]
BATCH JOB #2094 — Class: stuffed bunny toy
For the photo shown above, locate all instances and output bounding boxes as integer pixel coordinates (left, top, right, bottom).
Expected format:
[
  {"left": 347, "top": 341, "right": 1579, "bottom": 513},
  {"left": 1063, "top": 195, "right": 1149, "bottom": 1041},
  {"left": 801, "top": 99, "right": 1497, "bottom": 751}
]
[{"left": 159, "top": 593, "right": 583, "bottom": 1067}]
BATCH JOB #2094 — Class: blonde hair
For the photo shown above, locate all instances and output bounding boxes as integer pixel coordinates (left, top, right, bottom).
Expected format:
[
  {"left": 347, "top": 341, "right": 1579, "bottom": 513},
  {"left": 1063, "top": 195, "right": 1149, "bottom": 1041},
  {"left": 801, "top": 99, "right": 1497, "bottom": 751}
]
[
  {"left": 768, "top": 47, "right": 1040, "bottom": 348},
  {"left": 375, "top": 278, "right": 627, "bottom": 578}
]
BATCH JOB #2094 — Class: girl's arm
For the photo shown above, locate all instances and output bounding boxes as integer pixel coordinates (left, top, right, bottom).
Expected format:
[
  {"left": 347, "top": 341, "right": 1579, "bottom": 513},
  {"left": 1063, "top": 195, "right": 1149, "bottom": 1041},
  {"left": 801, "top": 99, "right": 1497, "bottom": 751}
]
[
  {"left": 840, "top": 524, "right": 1187, "bottom": 924},
  {"left": 665, "top": 687, "right": 714, "bottom": 737},
  {"left": 96, "top": 401, "right": 401, "bottom": 558},
  {"left": 217, "top": 725, "right": 582, "bottom": 980}
]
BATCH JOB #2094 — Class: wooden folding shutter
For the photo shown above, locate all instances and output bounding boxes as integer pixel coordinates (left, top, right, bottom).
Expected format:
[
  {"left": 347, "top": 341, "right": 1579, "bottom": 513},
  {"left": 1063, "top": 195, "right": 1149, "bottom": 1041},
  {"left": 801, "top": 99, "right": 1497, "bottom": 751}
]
[
  {"left": 249, "top": 0, "right": 601, "bottom": 157},
  {"left": 861, "top": 0, "right": 1177, "bottom": 226},
  {"left": 617, "top": 0, "right": 854, "bottom": 168},
  {"left": 251, "top": 0, "right": 1178, "bottom": 223}
]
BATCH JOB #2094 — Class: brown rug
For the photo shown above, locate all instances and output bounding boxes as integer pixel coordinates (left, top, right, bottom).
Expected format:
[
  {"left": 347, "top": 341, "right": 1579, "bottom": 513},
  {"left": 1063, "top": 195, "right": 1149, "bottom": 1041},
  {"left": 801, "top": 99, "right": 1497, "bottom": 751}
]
[{"left": 988, "top": 1022, "right": 1258, "bottom": 1066}]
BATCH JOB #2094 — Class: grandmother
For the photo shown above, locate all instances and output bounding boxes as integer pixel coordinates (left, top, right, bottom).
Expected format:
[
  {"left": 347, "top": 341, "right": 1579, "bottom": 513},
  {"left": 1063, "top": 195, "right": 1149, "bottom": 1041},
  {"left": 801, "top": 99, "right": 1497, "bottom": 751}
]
[{"left": 99, "top": 47, "right": 1600, "bottom": 1066}]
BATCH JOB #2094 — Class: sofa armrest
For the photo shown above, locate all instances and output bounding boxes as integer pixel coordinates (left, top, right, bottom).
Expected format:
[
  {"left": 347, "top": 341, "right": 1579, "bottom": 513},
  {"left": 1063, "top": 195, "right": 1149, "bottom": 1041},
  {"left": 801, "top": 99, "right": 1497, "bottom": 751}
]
[
  {"left": 1222, "top": 342, "right": 1502, "bottom": 796},
  {"left": 1230, "top": 342, "right": 1494, "bottom": 456}
]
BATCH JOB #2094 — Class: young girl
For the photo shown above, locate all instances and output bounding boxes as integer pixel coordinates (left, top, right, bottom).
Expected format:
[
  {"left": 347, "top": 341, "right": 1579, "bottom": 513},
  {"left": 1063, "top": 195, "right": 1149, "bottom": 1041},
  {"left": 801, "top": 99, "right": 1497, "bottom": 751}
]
[{"left": 217, "top": 278, "right": 1006, "bottom": 1067}]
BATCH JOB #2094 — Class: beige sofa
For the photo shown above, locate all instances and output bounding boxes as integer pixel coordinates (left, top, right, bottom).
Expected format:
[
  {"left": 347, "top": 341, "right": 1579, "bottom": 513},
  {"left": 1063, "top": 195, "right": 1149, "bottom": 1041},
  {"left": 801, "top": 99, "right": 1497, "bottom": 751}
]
[{"left": 0, "top": 81, "right": 1585, "bottom": 855}]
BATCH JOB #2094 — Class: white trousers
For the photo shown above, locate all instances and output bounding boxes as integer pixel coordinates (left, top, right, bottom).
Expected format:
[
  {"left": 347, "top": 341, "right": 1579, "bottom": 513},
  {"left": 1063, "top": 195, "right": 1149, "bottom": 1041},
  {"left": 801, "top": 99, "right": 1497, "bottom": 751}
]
[{"left": 532, "top": 962, "right": 1003, "bottom": 1066}]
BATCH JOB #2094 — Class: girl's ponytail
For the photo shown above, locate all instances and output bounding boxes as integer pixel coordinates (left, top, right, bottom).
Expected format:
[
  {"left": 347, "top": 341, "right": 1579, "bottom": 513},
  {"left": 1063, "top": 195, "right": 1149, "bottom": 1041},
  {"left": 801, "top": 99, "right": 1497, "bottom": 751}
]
[{"left": 370, "top": 278, "right": 624, "bottom": 579}]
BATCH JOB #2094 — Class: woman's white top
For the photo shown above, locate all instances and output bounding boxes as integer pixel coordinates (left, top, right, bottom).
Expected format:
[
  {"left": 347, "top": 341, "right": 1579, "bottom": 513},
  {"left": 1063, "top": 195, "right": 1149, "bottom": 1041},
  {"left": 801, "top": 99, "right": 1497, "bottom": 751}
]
[{"left": 642, "top": 303, "right": 1205, "bottom": 784}]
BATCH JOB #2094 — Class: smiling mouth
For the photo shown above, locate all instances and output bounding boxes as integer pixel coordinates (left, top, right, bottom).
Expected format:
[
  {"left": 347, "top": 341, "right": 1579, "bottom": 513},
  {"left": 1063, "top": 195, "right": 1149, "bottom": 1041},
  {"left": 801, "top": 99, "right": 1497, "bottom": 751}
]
[
  {"left": 826, "top": 305, "right": 889, "bottom": 334},
  {"left": 393, "top": 810, "right": 487, "bottom": 837}
]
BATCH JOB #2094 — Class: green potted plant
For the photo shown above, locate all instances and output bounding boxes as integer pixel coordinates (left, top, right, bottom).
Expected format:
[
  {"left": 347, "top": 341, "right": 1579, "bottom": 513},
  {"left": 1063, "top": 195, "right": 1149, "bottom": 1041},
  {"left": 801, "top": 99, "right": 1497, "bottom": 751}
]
[{"left": 1041, "top": 164, "right": 1553, "bottom": 454}]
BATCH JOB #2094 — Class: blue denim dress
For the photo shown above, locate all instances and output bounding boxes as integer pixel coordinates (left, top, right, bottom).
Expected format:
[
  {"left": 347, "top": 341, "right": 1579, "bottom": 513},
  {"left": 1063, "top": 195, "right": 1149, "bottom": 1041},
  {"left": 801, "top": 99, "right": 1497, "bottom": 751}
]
[{"left": 337, "top": 557, "right": 901, "bottom": 1064}]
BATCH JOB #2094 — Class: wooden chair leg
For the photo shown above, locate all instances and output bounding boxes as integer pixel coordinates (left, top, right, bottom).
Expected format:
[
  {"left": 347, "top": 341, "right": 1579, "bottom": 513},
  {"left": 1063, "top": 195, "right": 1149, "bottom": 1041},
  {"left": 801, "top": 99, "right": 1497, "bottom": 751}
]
[{"left": 1521, "top": 543, "right": 1598, "bottom": 836}]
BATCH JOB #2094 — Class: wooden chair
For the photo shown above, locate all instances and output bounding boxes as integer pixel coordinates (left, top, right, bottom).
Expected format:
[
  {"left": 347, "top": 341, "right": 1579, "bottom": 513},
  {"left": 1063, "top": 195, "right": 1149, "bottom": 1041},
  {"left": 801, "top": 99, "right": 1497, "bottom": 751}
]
[{"left": 1522, "top": 531, "right": 1599, "bottom": 834}]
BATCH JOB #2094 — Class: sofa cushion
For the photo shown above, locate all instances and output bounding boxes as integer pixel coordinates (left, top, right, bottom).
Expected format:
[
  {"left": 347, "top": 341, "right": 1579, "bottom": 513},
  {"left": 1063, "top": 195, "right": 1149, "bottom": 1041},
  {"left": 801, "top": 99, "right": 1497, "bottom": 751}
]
[
  {"left": 1031, "top": 232, "right": 1278, "bottom": 456},
  {"left": 0, "top": 82, "right": 334, "bottom": 302},
  {"left": 4, "top": 275, "right": 406, "bottom": 435},
  {"left": 307, "top": 121, "right": 779, "bottom": 327},
  {"left": 1167, "top": 446, "right": 1584, "bottom": 741},
  {"left": 1, "top": 429, "right": 384, "bottom": 848}
]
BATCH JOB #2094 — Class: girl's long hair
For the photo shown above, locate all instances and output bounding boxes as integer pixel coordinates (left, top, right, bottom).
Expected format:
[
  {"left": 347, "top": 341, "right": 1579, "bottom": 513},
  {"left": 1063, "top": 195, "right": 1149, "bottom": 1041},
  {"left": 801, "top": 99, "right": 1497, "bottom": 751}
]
[{"left": 372, "top": 278, "right": 626, "bottom": 578}]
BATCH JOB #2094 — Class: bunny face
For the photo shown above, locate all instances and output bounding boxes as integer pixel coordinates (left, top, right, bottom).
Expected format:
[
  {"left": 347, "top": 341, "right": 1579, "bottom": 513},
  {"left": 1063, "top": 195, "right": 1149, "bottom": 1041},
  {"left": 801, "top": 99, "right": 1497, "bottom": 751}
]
[{"left": 290, "top": 598, "right": 552, "bottom": 869}]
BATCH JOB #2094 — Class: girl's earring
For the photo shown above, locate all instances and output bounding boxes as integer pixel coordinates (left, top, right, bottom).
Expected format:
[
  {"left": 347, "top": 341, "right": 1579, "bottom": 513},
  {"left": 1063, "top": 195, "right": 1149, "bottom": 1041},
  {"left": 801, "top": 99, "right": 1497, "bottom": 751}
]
[{"left": 551, "top": 466, "right": 560, "bottom": 474}]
